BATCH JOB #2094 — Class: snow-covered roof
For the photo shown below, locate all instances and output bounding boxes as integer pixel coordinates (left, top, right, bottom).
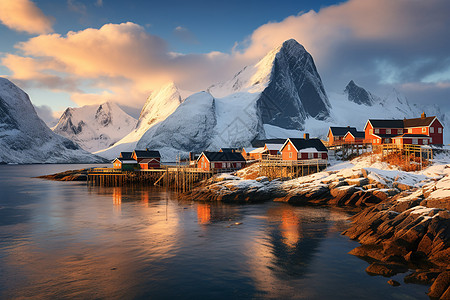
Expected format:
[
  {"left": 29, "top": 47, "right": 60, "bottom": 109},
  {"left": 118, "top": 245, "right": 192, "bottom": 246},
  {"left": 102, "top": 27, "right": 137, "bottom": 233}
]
[
  {"left": 265, "top": 143, "right": 283, "bottom": 151},
  {"left": 249, "top": 147, "right": 266, "bottom": 154},
  {"left": 113, "top": 158, "right": 137, "bottom": 164},
  {"left": 298, "top": 147, "right": 319, "bottom": 153}
]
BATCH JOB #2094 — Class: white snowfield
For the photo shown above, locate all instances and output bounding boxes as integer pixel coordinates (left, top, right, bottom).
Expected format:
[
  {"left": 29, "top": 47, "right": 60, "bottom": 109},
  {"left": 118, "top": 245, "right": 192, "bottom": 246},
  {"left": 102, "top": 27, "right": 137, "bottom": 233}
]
[
  {"left": 52, "top": 102, "right": 137, "bottom": 152},
  {"left": 0, "top": 77, "right": 104, "bottom": 163}
]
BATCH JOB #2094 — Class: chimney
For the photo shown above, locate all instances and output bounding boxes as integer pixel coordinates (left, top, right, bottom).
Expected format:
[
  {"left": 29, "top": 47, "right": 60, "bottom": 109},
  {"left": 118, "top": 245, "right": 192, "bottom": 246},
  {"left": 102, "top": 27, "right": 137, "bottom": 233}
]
[
  {"left": 421, "top": 112, "right": 426, "bottom": 119},
  {"left": 304, "top": 133, "right": 310, "bottom": 140}
]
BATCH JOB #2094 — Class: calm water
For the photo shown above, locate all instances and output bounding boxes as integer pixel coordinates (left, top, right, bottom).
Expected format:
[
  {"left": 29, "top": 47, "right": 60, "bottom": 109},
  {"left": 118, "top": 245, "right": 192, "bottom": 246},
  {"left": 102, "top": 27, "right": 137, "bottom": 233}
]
[{"left": 0, "top": 164, "right": 429, "bottom": 299}]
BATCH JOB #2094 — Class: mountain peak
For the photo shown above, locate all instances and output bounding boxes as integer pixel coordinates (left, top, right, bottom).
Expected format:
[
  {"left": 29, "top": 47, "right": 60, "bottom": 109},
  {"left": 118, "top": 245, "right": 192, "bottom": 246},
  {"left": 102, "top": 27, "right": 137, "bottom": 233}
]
[{"left": 344, "top": 80, "right": 375, "bottom": 106}]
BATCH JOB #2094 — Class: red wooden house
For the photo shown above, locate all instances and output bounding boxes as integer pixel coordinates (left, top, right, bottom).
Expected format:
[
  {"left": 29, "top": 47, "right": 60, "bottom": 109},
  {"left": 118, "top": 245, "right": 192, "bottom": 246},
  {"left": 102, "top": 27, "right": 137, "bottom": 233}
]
[
  {"left": 132, "top": 149, "right": 161, "bottom": 169},
  {"left": 280, "top": 138, "right": 328, "bottom": 161},
  {"left": 327, "top": 126, "right": 357, "bottom": 145},
  {"left": 344, "top": 130, "right": 366, "bottom": 143},
  {"left": 364, "top": 113, "right": 443, "bottom": 145},
  {"left": 263, "top": 143, "right": 284, "bottom": 155},
  {"left": 197, "top": 151, "right": 246, "bottom": 172},
  {"left": 241, "top": 147, "right": 257, "bottom": 159}
]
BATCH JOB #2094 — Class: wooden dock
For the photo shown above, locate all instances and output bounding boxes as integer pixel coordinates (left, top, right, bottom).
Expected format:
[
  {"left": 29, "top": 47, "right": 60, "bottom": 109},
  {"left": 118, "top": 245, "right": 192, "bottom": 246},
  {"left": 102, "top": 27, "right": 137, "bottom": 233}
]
[
  {"left": 259, "top": 159, "right": 328, "bottom": 180},
  {"left": 87, "top": 166, "right": 214, "bottom": 191}
]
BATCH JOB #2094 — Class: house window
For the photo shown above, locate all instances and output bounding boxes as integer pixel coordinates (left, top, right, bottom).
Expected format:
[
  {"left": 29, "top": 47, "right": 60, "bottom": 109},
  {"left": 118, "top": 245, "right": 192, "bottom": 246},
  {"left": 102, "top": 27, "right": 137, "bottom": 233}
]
[
  {"left": 423, "top": 139, "right": 428, "bottom": 145},
  {"left": 308, "top": 153, "right": 313, "bottom": 159},
  {"left": 237, "top": 163, "right": 241, "bottom": 168},
  {"left": 289, "top": 152, "right": 292, "bottom": 158},
  {"left": 430, "top": 127, "right": 434, "bottom": 133},
  {"left": 398, "top": 129, "right": 403, "bottom": 134},
  {"left": 386, "top": 129, "right": 391, "bottom": 134},
  {"left": 288, "top": 144, "right": 291, "bottom": 150},
  {"left": 369, "top": 129, "right": 373, "bottom": 135},
  {"left": 413, "top": 139, "right": 418, "bottom": 144},
  {"left": 422, "top": 127, "right": 426, "bottom": 133},
  {"left": 374, "top": 129, "right": 379, "bottom": 134},
  {"left": 438, "top": 128, "right": 442, "bottom": 134},
  {"left": 408, "top": 128, "right": 412, "bottom": 133},
  {"left": 201, "top": 162, "right": 204, "bottom": 168}
]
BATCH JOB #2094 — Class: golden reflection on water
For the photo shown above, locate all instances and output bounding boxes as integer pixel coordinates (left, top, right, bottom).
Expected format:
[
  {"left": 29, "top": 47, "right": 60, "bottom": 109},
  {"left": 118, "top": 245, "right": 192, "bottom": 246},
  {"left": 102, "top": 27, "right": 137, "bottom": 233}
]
[{"left": 197, "top": 203, "right": 211, "bottom": 224}]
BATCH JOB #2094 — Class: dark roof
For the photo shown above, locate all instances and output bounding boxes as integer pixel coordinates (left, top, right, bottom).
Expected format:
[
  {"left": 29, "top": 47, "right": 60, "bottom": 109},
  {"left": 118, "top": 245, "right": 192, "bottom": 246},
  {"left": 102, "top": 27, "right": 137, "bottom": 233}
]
[
  {"left": 368, "top": 119, "right": 405, "bottom": 128},
  {"left": 133, "top": 149, "right": 161, "bottom": 158},
  {"left": 200, "top": 151, "right": 246, "bottom": 162},
  {"left": 285, "top": 138, "right": 328, "bottom": 152},
  {"left": 119, "top": 152, "right": 133, "bottom": 159},
  {"left": 394, "top": 134, "right": 432, "bottom": 139},
  {"left": 403, "top": 116, "right": 436, "bottom": 128},
  {"left": 329, "top": 126, "right": 357, "bottom": 137},
  {"left": 347, "top": 131, "right": 365, "bottom": 138},
  {"left": 219, "top": 148, "right": 240, "bottom": 153},
  {"left": 252, "top": 139, "right": 287, "bottom": 147}
]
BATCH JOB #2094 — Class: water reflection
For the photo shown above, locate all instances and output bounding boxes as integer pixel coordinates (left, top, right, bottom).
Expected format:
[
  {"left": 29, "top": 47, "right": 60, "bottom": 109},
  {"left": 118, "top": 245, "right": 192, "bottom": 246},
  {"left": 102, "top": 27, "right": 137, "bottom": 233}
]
[{"left": 0, "top": 166, "right": 430, "bottom": 299}]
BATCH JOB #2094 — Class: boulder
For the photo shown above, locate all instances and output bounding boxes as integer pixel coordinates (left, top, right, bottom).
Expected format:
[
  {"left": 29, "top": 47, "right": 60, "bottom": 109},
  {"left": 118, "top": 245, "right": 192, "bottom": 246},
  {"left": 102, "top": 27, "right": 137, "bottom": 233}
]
[
  {"left": 388, "top": 279, "right": 400, "bottom": 286},
  {"left": 393, "top": 182, "right": 412, "bottom": 191},
  {"left": 404, "top": 270, "right": 439, "bottom": 285},
  {"left": 345, "top": 177, "right": 369, "bottom": 187},
  {"left": 365, "top": 262, "right": 408, "bottom": 277}
]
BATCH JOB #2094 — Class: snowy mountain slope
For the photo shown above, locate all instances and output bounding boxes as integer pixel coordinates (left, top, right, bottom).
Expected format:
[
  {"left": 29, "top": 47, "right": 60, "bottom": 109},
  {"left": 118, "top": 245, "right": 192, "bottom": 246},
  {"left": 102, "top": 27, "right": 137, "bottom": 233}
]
[
  {"left": 95, "top": 82, "right": 183, "bottom": 159},
  {"left": 130, "top": 39, "right": 331, "bottom": 161},
  {"left": 52, "top": 102, "right": 137, "bottom": 152},
  {"left": 0, "top": 77, "right": 105, "bottom": 163}
]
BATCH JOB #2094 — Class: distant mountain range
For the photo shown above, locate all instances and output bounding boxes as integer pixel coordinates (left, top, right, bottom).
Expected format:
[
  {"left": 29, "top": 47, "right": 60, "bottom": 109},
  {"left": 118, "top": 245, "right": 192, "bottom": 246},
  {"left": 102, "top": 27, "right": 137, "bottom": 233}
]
[
  {"left": 0, "top": 78, "right": 104, "bottom": 163},
  {"left": 0, "top": 38, "right": 446, "bottom": 163}
]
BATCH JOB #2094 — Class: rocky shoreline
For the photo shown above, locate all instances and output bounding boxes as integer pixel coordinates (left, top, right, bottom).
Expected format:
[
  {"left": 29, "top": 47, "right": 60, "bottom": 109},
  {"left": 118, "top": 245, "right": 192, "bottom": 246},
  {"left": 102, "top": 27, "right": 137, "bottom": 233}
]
[
  {"left": 37, "top": 168, "right": 91, "bottom": 181},
  {"left": 181, "top": 162, "right": 450, "bottom": 298}
]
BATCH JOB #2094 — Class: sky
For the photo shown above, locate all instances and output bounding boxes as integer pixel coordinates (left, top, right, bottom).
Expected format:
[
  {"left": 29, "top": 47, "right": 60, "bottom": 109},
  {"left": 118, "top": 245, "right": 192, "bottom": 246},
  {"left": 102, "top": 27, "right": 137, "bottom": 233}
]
[{"left": 0, "top": 0, "right": 449, "bottom": 125}]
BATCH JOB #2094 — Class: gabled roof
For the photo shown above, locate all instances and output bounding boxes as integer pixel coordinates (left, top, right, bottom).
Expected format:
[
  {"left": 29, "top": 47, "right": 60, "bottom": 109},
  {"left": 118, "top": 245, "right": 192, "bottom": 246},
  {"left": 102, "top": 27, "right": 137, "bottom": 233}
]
[
  {"left": 219, "top": 148, "right": 240, "bottom": 153},
  {"left": 393, "top": 134, "right": 432, "bottom": 139},
  {"left": 367, "top": 119, "right": 405, "bottom": 129},
  {"left": 344, "top": 131, "right": 365, "bottom": 139},
  {"left": 252, "top": 139, "right": 287, "bottom": 148},
  {"left": 249, "top": 147, "right": 266, "bottom": 154},
  {"left": 264, "top": 143, "right": 283, "bottom": 151},
  {"left": 281, "top": 138, "right": 328, "bottom": 152},
  {"left": 242, "top": 147, "right": 257, "bottom": 153},
  {"left": 198, "top": 151, "right": 246, "bottom": 162},
  {"left": 403, "top": 116, "right": 436, "bottom": 128},
  {"left": 371, "top": 134, "right": 399, "bottom": 139},
  {"left": 139, "top": 158, "right": 160, "bottom": 163},
  {"left": 133, "top": 149, "right": 161, "bottom": 158},
  {"left": 113, "top": 158, "right": 137, "bottom": 164},
  {"left": 329, "top": 126, "right": 357, "bottom": 137},
  {"left": 119, "top": 152, "right": 133, "bottom": 159}
]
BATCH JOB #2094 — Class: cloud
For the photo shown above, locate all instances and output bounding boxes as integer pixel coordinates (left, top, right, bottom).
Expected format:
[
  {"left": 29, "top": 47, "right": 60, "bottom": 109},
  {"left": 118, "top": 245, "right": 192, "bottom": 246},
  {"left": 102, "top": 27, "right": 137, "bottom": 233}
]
[
  {"left": 173, "top": 26, "right": 198, "bottom": 44},
  {"left": 234, "top": 0, "right": 450, "bottom": 95},
  {"left": 67, "top": 0, "right": 87, "bottom": 15},
  {"left": 2, "top": 22, "right": 232, "bottom": 107},
  {"left": 0, "top": 0, "right": 54, "bottom": 34},
  {"left": 2, "top": 0, "right": 450, "bottom": 113},
  {"left": 34, "top": 104, "right": 59, "bottom": 127}
]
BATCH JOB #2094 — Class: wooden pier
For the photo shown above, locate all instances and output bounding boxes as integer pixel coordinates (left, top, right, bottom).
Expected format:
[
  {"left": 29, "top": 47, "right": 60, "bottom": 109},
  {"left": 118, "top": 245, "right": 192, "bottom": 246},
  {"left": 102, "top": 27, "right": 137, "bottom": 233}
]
[
  {"left": 259, "top": 159, "right": 328, "bottom": 180},
  {"left": 87, "top": 166, "right": 214, "bottom": 191}
]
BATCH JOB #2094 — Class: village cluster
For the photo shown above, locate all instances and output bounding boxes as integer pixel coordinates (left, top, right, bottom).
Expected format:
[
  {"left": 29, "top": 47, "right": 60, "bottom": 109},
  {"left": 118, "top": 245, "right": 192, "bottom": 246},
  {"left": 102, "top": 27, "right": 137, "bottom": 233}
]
[{"left": 111, "top": 113, "right": 444, "bottom": 173}]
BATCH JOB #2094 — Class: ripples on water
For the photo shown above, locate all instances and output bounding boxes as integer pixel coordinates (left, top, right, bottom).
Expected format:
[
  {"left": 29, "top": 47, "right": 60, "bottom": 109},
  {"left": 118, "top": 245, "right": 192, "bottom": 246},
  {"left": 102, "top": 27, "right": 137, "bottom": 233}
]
[{"left": 0, "top": 164, "right": 429, "bottom": 299}]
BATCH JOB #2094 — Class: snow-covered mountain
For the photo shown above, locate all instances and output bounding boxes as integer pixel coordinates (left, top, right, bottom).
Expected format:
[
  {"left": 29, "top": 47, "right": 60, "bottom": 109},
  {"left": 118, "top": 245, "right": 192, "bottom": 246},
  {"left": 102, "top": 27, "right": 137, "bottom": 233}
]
[
  {"left": 126, "top": 39, "right": 331, "bottom": 161},
  {"left": 96, "top": 82, "right": 183, "bottom": 158},
  {"left": 344, "top": 80, "right": 377, "bottom": 106},
  {"left": 0, "top": 77, "right": 105, "bottom": 163},
  {"left": 52, "top": 102, "right": 137, "bottom": 152}
]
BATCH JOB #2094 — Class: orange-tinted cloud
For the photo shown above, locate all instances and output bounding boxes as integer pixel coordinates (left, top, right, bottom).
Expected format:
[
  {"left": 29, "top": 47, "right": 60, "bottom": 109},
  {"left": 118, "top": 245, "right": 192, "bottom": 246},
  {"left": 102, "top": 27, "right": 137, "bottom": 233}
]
[{"left": 0, "top": 0, "right": 53, "bottom": 34}]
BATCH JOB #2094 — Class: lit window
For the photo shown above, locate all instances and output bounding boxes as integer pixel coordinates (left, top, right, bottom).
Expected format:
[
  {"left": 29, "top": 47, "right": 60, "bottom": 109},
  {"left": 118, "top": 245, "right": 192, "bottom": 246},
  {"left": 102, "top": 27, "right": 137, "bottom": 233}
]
[
  {"left": 438, "top": 128, "right": 442, "bottom": 134},
  {"left": 408, "top": 128, "right": 412, "bottom": 133},
  {"left": 369, "top": 129, "right": 373, "bottom": 134},
  {"left": 386, "top": 129, "right": 391, "bottom": 134}
]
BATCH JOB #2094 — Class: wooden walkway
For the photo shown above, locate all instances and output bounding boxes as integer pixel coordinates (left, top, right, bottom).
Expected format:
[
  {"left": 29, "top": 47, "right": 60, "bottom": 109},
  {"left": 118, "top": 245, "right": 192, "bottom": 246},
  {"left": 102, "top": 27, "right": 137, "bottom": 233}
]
[
  {"left": 87, "top": 167, "right": 214, "bottom": 191},
  {"left": 259, "top": 159, "right": 328, "bottom": 180}
]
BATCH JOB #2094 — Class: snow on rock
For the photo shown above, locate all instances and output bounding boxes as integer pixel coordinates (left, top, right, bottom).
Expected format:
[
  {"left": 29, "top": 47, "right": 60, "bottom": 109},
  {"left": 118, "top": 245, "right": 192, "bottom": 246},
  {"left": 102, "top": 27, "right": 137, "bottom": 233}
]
[
  {"left": 52, "top": 102, "right": 137, "bottom": 152},
  {"left": 95, "top": 82, "right": 183, "bottom": 159},
  {"left": 0, "top": 77, "right": 104, "bottom": 163}
]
